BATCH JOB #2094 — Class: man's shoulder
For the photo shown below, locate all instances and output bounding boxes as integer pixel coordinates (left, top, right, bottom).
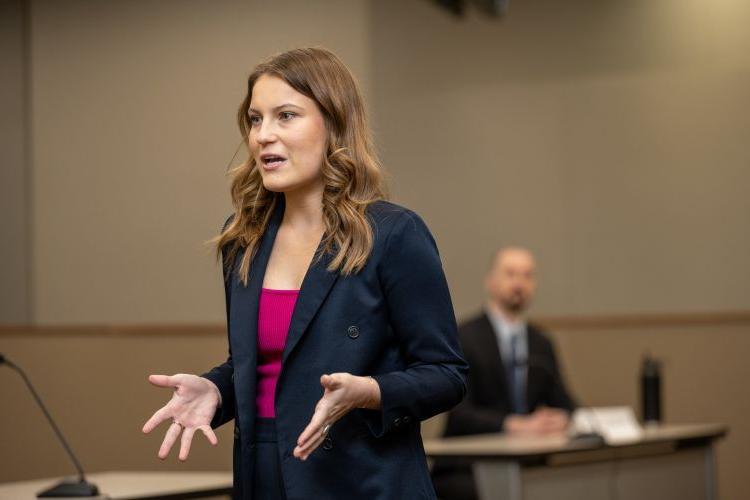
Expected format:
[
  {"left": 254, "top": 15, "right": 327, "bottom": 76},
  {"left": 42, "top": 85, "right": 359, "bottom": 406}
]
[
  {"left": 527, "top": 322, "right": 557, "bottom": 349},
  {"left": 458, "top": 312, "right": 492, "bottom": 335},
  {"left": 527, "top": 322, "right": 550, "bottom": 336},
  {"left": 452, "top": 312, "right": 494, "bottom": 357}
]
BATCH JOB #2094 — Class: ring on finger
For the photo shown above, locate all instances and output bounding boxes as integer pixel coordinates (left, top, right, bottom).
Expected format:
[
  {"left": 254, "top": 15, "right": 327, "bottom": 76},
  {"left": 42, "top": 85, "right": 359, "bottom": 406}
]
[
  {"left": 322, "top": 423, "right": 331, "bottom": 436},
  {"left": 173, "top": 419, "right": 185, "bottom": 428}
]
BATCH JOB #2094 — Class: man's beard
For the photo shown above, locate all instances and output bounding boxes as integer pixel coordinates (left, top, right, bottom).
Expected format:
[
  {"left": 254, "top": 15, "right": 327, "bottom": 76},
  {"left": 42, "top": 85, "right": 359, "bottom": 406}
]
[{"left": 502, "top": 292, "right": 528, "bottom": 314}]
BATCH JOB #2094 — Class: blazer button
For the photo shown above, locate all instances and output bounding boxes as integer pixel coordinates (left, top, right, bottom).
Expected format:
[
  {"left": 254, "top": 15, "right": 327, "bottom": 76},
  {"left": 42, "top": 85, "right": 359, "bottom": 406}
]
[
  {"left": 393, "top": 417, "right": 402, "bottom": 427},
  {"left": 403, "top": 416, "right": 412, "bottom": 424},
  {"left": 347, "top": 325, "right": 360, "bottom": 339},
  {"left": 234, "top": 426, "right": 240, "bottom": 439},
  {"left": 322, "top": 437, "right": 333, "bottom": 451}
]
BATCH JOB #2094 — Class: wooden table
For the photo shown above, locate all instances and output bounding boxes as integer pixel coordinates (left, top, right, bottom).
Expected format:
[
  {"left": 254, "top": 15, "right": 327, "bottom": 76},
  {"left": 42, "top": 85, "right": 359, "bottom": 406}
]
[
  {"left": 0, "top": 471, "right": 232, "bottom": 500},
  {"left": 425, "top": 423, "right": 727, "bottom": 500}
]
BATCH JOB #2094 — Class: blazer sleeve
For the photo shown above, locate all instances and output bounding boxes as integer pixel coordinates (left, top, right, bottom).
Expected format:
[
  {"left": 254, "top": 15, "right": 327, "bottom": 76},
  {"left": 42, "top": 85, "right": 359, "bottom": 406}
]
[
  {"left": 367, "top": 210, "right": 468, "bottom": 437},
  {"left": 201, "top": 216, "right": 237, "bottom": 429}
]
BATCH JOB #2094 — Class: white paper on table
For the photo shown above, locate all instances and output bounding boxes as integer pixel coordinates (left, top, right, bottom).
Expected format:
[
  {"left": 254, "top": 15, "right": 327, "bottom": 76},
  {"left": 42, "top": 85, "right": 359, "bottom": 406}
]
[{"left": 572, "top": 406, "right": 643, "bottom": 445}]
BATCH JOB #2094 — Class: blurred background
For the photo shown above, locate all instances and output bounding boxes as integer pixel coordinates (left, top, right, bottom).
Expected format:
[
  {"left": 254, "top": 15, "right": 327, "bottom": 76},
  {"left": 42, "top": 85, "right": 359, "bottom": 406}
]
[{"left": 1, "top": 0, "right": 748, "bottom": 498}]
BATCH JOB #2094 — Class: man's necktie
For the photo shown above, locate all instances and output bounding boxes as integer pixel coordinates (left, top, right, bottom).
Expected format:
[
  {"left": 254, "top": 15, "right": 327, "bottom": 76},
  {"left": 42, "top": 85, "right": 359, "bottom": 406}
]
[{"left": 508, "top": 333, "right": 528, "bottom": 414}]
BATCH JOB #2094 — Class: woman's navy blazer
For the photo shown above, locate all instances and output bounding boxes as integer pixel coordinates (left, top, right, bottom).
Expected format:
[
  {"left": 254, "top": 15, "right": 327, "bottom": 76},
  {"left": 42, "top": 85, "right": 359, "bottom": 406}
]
[{"left": 202, "top": 200, "right": 468, "bottom": 500}]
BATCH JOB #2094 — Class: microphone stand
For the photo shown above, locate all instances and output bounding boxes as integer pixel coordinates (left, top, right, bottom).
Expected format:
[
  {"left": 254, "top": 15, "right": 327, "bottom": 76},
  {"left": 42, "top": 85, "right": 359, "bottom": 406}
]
[{"left": 1, "top": 353, "right": 99, "bottom": 497}]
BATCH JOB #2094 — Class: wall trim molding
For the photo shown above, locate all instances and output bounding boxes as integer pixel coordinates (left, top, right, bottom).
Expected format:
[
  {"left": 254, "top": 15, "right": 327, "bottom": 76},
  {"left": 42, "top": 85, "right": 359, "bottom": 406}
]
[
  {"left": 0, "top": 324, "right": 226, "bottom": 336},
  {"left": 2, "top": 311, "right": 750, "bottom": 336},
  {"left": 533, "top": 310, "right": 750, "bottom": 330}
]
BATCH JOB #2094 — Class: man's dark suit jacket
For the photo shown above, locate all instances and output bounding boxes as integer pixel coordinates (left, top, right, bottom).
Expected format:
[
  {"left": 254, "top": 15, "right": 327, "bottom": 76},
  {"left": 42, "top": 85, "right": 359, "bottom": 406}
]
[
  {"left": 432, "top": 313, "right": 575, "bottom": 500},
  {"left": 202, "top": 199, "right": 468, "bottom": 500}
]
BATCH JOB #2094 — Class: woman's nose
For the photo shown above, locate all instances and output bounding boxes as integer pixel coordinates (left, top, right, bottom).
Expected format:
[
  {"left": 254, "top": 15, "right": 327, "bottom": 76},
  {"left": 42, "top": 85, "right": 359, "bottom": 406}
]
[{"left": 255, "top": 120, "right": 278, "bottom": 144}]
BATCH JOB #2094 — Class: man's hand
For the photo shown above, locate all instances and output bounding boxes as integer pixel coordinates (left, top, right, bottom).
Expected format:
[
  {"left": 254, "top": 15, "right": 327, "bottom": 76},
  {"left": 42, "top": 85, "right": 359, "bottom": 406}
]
[{"left": 504, "top": 407, "right": 569, "bottom": 435}]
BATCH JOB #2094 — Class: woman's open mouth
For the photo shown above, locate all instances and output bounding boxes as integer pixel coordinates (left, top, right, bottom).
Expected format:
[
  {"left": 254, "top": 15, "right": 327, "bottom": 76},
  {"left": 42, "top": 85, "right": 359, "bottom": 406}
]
[{"left": 260, "top": 154, "right": 287, "bottom": 170}]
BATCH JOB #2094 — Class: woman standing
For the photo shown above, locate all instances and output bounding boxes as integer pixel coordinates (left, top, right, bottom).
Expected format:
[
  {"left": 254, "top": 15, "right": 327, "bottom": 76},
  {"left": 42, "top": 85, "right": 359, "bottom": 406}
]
[{"left": 143, "top": 47, "right": 467, "bottom": 500}]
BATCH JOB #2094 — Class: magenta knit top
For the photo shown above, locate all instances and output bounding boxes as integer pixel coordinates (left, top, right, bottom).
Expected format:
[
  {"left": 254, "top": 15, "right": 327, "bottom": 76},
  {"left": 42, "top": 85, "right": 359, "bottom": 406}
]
[{"left": 256, "top": 287, "right": 299, "bottom": 418}]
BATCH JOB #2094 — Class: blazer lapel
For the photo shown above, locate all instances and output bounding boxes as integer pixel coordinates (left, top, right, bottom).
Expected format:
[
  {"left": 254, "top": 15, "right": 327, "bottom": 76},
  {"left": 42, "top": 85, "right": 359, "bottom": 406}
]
[
  {"left": 282, "top": 246, "right": 339, "bottom": 364},
  {"left": 525, "top": 327, "right": 544, "bottom": 407},
  {"left": 229, "top": 196, "right": 339, "bottom": 383},
  {"left": 228, "top": 200, "right": 284, "bottom": 433},
  {"left": 477, "top": 313, "right": 512, "bottom": 411}
]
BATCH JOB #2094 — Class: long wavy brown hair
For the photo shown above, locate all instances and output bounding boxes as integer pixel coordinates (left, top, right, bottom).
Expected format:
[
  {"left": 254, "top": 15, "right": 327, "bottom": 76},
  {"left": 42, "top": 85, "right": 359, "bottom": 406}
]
[{"left": 216, "top": 48, "right": 386, "bottom": 284}]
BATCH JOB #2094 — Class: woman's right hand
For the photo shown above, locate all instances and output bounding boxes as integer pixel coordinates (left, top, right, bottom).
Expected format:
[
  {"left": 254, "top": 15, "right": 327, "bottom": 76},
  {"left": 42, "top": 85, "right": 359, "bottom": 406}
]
[{"left": 142, "top": 374, "right": 220, "bottom": 461}]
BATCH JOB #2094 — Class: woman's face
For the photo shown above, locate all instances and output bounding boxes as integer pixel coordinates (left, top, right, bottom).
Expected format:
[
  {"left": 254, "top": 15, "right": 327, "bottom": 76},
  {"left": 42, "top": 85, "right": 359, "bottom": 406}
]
[{"left": 248, "top": 74, "right": 328, "bottom": 197}]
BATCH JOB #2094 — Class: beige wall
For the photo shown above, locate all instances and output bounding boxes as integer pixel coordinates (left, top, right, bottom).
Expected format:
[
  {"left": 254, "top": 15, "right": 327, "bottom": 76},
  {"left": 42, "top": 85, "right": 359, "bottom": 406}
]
[
  {"left": 30, "top": 0, "right": 371, "bottom": 324},
  {"left": 1, "top": 328, "right": 233, "bottom": 481},
  {"left": 370, "top": 0, "right": 750, "bottom": 318},
  {"left": 0, "top": 0, "right": 31, "bottom": 323},
  {"left": 23, "top": 0, "right": 750, "bottom": 322}
]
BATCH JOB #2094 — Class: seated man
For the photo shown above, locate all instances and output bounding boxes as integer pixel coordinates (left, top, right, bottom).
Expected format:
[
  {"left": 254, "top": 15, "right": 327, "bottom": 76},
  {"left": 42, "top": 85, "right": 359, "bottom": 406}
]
[{"left": 432, "top": 247, "right": 576, "bottom": 500}]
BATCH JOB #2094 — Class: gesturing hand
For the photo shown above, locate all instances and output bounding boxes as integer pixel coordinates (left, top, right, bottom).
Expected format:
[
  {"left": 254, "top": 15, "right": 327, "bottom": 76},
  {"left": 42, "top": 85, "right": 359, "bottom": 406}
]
[
  {"left": 293, "top": 373, "right": 381, "bottom": 461},
  {"left": 142, "top": 374, "right": 221, "bottom": 461}
]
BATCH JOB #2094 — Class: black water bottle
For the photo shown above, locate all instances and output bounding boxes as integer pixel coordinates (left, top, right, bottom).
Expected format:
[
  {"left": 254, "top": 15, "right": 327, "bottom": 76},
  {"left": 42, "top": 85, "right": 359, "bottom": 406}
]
[{"left": 641, "top": 355, "right": 662, "bottom": 424}]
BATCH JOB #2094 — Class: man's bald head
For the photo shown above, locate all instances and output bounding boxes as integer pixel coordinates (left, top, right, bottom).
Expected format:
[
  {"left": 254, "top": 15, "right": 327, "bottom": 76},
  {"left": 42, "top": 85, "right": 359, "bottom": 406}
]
[{"left": 485, "top": 247, "right": 537, "bottom": 316}]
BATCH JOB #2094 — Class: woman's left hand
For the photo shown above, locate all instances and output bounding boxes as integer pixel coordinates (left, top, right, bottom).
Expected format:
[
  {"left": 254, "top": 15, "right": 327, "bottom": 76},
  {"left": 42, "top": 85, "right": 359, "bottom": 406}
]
[{"left": 294, "top": 372, "right": 381, "bottom": 460}]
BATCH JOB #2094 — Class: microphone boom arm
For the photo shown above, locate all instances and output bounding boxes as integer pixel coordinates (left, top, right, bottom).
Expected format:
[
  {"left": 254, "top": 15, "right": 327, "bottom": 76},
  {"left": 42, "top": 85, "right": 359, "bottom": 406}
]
[{"left": 1, "top": 353, "right": 99, "bottom": 497}]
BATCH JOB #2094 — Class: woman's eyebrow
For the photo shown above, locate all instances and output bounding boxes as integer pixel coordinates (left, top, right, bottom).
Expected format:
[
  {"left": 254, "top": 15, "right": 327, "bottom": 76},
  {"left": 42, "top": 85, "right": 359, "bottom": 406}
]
[{"left": 248, "top": 103, "right": 304, "bottom": 114}]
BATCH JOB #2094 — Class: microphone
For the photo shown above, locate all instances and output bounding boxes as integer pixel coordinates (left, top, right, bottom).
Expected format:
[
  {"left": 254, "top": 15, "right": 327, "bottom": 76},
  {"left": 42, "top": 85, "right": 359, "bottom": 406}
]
[{"left": 1, "top": 353, "right": 99, "bottom": 497}]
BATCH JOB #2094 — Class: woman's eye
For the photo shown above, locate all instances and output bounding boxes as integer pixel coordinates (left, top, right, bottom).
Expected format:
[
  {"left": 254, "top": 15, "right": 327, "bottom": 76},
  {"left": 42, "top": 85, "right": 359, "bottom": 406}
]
[
  {"left": 248, "top": 115, "right": 261, "bottom": 126},
  {"left": 279, "top": 111, "right": 295, "bottom": 121}
]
